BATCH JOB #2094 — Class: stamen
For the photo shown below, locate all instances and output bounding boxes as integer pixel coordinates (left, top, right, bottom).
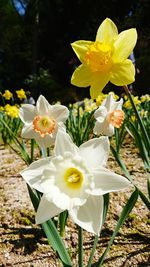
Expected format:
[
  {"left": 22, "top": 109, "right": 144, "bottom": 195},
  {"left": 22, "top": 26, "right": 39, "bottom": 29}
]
[
  {"left": 33, "top": 115, "right": 56, "bottom": 137},
  {"left": 64, "top": 167, "right": 83, "bottom": 189},
  {"left": 107, "top": 110, "right": 124, "bottom": 128}
]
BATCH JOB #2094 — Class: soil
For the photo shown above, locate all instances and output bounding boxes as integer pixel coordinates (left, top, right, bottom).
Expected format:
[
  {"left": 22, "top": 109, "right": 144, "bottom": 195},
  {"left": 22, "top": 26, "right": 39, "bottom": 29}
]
[{"left": 0, "top": 137, "right": 150, "bottom": 267}]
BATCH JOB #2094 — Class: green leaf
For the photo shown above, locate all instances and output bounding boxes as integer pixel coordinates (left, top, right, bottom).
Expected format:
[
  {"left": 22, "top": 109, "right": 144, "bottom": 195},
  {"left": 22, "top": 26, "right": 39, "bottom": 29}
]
[
  {"left": 43, "top": 220, "right": 72, "bottom": 267},
  {"left": 27, "top": 185, "right": 72, "bottom": 266},
  {"left": 148, "top": 178, "right": 150, "bottom": 200},
  {"left": 138, "top": 189, "right": 150, "bottom": 210},
  {"left": 110, "top": 145, "right": 132, "bottom": 182},
  {"left": 59, "top": 210, "right": 68, "bottom": 236},
  {"left": 96, "top": 189, "right": 139, "bottom": 266},
  {"left": 102, "top": 193, "right": 109, "bottom": 225}
]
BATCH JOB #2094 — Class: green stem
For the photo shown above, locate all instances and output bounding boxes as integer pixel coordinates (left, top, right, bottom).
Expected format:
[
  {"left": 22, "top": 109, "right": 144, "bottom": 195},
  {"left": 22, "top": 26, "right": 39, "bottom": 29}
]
[
  {"left": 87, "top": 235, "right": 99, "bottom": 267},
  {"left": 30, "top": 139, "right": 35, "bottom": 163},
  {"left": 123, "top": 85, "right": 150, "bottom": 149},
  {"left": 78, "top": 226, "right": 84, "bottom": 267}
]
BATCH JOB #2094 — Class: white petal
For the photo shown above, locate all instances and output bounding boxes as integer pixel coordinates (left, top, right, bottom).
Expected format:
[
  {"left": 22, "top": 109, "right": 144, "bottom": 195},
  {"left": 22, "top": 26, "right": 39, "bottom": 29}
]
[
  {"left": 36, "top": 95, "right": 51, "bottom": 115},
  {"left": 50, "top": 105, "right": 69, "bottom": 122},
  {"left": 91, "top": 167, "right": 130, "bottom": 195},
  {"left": 20, "top": 157, "right": 52, "bottom": 193},
  {"left": 113, "top": 98, "right": 123, "bottom": 110},
  {"left": 36, "top": 194, "right": 64, "bottom": 224},
  {"left": 21, "top": 124, "right": 35, "bottom": 138},
  {"left": 79, "top": 137, "right": 109, "bottom": 168},
  {"left": 69, "top": 195, "right": 103, "bottom": 235},
  {"left": 93, "top": 120, "right": 114, "bottom": 137},
  {"left": 54, "top": 129, "right": 78, "bottom": 157},
  {"left": 94, "top": 106, "right": 107, "bottom": 122},
  {"left": 101, "top": 93, "right": 115, "bottom": 112},
  {"left": 19, "top": 104, "right": 35, "bottom": 123},
  {"left": 35, "top": 133, "right": 55, "bottom": 148}
]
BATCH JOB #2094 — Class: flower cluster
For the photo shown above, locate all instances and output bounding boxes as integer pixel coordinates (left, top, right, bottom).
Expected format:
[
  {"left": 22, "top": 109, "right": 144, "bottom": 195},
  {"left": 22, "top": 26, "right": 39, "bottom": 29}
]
[
  {"left": 4, "top": 104, "right": 19, "bottom": 118},
  {"left": 1, "top": 89, "right": 132, "bottom": 235},
  {"left": 20, "top": 94, "right": 130, "bottom": 235}
]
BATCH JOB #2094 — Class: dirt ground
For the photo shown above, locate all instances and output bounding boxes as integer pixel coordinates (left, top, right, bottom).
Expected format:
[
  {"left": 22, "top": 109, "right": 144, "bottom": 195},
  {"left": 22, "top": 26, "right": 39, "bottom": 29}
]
[{"left": 0, "top": 137, "right": 150, "bottom": 267}]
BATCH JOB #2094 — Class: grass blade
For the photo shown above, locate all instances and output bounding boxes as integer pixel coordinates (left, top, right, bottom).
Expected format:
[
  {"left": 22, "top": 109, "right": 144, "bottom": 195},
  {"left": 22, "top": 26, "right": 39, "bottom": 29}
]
[{"left": 96, "top": 189, "right": 139, "bottom": 266}]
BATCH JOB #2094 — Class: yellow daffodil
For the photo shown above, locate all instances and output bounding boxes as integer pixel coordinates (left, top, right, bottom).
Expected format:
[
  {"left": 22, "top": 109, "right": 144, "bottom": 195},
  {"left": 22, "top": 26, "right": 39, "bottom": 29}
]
[
  {"left": 0, "top": 106, "right": 4, "bottom": 111},
  {"left": 71, "top": 18, "right": 137, "bottom": 99},
  {"left": 140, "top": 94, "right": 150, "bottom": 103},
  {"left": 4, "top": 104, "right": 19, "bottom": 118},
  {"left": 16, "top": 88, "right": 26, "bottom": 100},
  {"left": 3, "top": 90, "right": 13, "bottom": 100}
]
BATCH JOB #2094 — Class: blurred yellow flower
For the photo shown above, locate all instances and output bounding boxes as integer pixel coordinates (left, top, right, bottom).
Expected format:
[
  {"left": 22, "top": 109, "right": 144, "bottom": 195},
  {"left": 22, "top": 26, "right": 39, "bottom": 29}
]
[
  {"left": 131, "top": 115, "right": 136, "bottom": 122},
  {"left": 140, "top": 94, "right": 150, "bottom": 103},
  {"left": 3, "top": 90, "right": 13, "bottom": 100},
  {"left": 4, "top": 104, "right": 19, "bottom": 118},
  {"left": 124, "top": 96, "right": 140, "bottom": 109},
  {"left": 16, "top": 88, "right": 26, "bottom": 100},
  {"left": 123, "top": 99, "right": 132, "bottom": 109},
  {"left": 0, "top": 106, "right": 4, "bottom": 111},
  {"left": 84, "top": 98, "right": 97, "bottom": 112},
  {"left": 140, "top": 109, "right": 148, "bottom": 118},
  {"left": 71, "top": 18, "right": 137, "bottom": 99}
]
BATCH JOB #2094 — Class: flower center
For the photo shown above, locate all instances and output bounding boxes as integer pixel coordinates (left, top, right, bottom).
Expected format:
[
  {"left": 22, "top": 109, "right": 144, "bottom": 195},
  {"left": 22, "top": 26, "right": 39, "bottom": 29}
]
[
  {"left": 33, "top": 115, "right": 56, "bottom": 137},
  {"left": 107, "top": 110, "right": 124, "bottom": 128},
  {"left": 84, "top": 41, "right": 113, "bottom": 72},
  {"left": 64, "top": 167, "right": 83, "bottom": 189}
]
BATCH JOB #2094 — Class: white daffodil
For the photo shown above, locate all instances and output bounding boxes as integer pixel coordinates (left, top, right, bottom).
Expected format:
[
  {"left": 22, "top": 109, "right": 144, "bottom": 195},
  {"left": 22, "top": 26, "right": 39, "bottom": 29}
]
[
  {"left": 21, "top": 129, "right": 130, "bottom": 235},
  {"left": 19, "top": 95, "right": 69, "bottom": 148},
  {"left": 94, "top": 93, "right": 124, "bottom": 137}
]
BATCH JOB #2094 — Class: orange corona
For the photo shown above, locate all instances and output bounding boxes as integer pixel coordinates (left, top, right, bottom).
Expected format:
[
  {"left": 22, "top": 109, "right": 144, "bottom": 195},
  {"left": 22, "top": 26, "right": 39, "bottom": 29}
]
[
  {"left": 33, "top": 115, "right": 56, "bottom": 137},
  {"left": 107, "top": 110, "right": 124, "bottom": 128}
]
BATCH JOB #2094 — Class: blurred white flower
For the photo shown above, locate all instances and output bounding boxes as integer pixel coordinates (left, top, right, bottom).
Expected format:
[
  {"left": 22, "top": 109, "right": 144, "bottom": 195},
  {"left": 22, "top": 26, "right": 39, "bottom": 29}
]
[
  {"left": 94, "top": 93, "right": 124, "bottom": 136},
  {"left": 21, "top": 129, "right": 130, "bottom": 235},
  {"left": 19, "top": 95, "right": 69, "bottom": 148}
]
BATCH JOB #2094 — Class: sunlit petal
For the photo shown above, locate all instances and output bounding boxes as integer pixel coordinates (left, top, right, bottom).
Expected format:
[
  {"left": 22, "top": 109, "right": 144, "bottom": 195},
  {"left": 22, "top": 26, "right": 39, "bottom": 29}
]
[
  {"left": 110, "top": 59, "right": 135, "bottom": 85},
  {"left": 20, "top": 158, "right": 52, "bottom": 193},
  {"left": 50, "top": 105, "right": 69, "bottom": 122},
  {"left": 96, "top": 18, "right": 118, "bottom": 45},
  {"left": 91, "top": 167, "right": 130, "bottom": 195},
  {"left": 71, "top": 41, "right": 93, "bottom": 62},
  {"left": 93, "top": 120, "right": 114, "bottom": 137},
  {"left": 19, "top": 104, "right": 35, "bottom": 123},
  {"left": 71, "top": 64, "right": 92, "bottom": 87},
  {"left": 94, "top": 106, "right": 107, "bottom": 122},
  {"left": 69, "top": 195, "right": 103, "bottom": 235},
  {"left": 36, "top": 194, "right": 64, "bottom": 224},
  {"left": 90, "top": 73, "right": 110, "bottom": 99},
  {"left": 79, "top": 136, "right": 109, "bottom": 168},
  {"left": 21, "top": 124, "right": 35, "bottom": 138},
  {"left": 36, "top": 95, "right": 51, "bottom": 115},
  {"left": 54, "top": 129, "right": 78, "bottom": 157},
  {"left": 113, "top": 29, "right": 137, "bottom": 62}
]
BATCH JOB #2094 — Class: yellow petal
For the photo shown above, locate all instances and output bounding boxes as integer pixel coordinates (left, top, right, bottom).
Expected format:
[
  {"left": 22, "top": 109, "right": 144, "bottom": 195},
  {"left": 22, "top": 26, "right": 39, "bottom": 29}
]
[
  {"left": 113, "top": 29, "right": 137, "bottom": 62},
  {"left": 96, "top": 18, "right": 118, "bottom": 45},
  {"left": 71, "top": 64, "right": 92, "bottom": 87},
  {"left": 71, "top": 41, "right": 93, "bottom": 63},
  {"left": 90, "top": 73, "right": 110, "bottom": 99},
  {"left": 110, "top": 59, "right": 135, "bottom": 86}
]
